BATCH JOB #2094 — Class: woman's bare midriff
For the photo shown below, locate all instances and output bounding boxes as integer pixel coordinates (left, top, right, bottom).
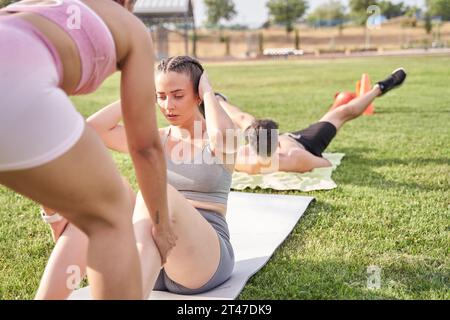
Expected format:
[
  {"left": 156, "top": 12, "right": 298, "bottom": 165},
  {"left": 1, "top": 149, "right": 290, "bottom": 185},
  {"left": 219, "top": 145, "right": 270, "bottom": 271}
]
[{"left": 0, "top": 0, "right": 129, "bottom": 95}]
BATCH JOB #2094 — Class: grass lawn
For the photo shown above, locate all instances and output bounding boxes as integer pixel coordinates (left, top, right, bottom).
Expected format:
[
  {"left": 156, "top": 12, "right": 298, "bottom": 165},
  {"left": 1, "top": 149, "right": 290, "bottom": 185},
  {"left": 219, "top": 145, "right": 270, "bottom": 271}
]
[{"left": 0, "top": 56, "right": 449, "bottom": 300}]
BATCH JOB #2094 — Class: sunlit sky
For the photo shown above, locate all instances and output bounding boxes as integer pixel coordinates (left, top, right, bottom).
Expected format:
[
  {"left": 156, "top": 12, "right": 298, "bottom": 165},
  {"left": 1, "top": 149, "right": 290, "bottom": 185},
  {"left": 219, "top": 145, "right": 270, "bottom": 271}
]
[{"left": 192, "top": 0, "right": 426, "bottom": 27}]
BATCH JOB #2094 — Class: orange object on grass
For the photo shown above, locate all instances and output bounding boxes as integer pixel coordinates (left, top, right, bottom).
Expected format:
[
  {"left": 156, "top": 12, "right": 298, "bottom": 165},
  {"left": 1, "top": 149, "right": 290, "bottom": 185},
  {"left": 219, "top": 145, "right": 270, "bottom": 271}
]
[
  {"left": 330, "top": 92, "right": 357, "bottom": 111},
  {"left": 359, "top": 73, "right": 375, "bottom": 115}
]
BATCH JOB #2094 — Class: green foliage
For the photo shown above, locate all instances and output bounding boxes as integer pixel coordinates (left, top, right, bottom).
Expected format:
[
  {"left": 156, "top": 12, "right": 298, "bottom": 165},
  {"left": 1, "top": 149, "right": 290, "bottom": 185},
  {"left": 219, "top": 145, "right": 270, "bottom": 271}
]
[
  {"left": 307, "top": 0, "right": 347, "bottom": 25},
  {"left": 266, "top": 0, "right": 308, "bottom": 34},
  {"left": 261, "top": 20, "right": 272, "bottom": 29},
  {"left": 425, "top": 12, "right": 433, "bottom": 34},
  {"left": 258, "top": 32, "right": 264, "bottom": 54},
  {"left": 378, "top": 0, "right": 406, "bottom": 19},
  {"left": 350, "top": 0, "right": 379, "bottom": 13},
  {"left": 294, "top": 28, "right": 300, "bottom": 49},
  {"left": 349, "top": 0, "right": 379, "bottom": 25},
  {"left": 427, "top": 0, "right": 450, "bottom": 20},
  {"left": 204, "top": 0, "right": 237, "bottom": 27}
]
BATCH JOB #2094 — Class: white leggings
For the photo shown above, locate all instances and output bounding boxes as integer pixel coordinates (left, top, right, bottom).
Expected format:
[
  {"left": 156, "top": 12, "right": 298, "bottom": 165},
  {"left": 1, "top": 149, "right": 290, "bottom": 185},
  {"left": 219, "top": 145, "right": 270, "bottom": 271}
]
[{"left": 0, "top": 18, "right": 85, "bottom": 171}]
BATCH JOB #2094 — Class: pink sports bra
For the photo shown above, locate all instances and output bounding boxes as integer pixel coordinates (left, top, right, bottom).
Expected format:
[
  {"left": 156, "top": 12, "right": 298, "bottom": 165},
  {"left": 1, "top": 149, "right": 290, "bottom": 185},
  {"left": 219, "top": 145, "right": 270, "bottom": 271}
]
[{"left": 1, "top": 0, "right": 117, "bottom": 95}]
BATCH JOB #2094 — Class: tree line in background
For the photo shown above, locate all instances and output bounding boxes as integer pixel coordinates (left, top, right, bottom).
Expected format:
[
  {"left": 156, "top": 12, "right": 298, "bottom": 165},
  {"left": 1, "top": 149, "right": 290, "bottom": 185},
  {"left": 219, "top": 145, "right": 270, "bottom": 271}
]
[
  {"left": 0, "top": 0, "right": 448, "bottom": 37},
  {"left": 205, "top": 0, "right": 450, "bottom": 34}
]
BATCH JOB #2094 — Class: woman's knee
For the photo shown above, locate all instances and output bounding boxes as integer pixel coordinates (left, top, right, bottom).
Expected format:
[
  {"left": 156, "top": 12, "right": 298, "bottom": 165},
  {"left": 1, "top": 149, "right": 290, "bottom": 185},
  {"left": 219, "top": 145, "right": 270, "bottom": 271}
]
[
  {"left": 132, "top": 191, "right": 152, "bottom": 223},
  {"left": 166, "top": 183, "right": 181, "bottom": 212},
  {"left": 70, "top": 184, "right": 134, "bottom": 236},
  {"left": 132, "top": 185, "right": 178, "bottom": 230}
]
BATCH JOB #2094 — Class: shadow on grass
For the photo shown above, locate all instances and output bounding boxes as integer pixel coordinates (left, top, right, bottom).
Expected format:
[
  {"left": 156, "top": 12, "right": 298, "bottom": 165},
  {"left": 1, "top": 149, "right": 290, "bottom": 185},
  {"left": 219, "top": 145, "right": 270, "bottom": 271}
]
[
  {"left": 238, "top": 244, "right": 450, "bottom": 300},
  {"left": 334, "top": 146, "right": 449, "bottom": 192},
  {"left": 238, "top": 200, "right": 449, "bottom": 299},
  {"left": 238, "top": 257, "right": 449, "bottom": 299}
]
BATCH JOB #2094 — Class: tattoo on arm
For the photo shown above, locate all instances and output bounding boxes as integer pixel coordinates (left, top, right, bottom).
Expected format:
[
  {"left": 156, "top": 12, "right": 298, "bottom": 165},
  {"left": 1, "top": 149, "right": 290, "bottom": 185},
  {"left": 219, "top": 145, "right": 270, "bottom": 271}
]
[{"left": 155, "top": 210, "right": 160, "bottom": 224}]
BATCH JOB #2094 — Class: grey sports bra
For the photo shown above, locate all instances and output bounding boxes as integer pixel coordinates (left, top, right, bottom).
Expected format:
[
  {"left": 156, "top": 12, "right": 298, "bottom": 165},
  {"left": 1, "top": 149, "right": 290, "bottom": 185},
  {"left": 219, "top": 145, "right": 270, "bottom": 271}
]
[{"left": 161, "top": 127, "right": 232, "bottom": 205}]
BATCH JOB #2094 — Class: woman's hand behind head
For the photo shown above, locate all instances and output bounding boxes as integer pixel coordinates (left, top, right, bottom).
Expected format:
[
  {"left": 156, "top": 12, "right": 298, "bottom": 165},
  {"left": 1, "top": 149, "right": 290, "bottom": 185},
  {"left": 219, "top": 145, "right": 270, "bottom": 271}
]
[{"left": 198, "top": 72, "right": 213, "bottom": 99}]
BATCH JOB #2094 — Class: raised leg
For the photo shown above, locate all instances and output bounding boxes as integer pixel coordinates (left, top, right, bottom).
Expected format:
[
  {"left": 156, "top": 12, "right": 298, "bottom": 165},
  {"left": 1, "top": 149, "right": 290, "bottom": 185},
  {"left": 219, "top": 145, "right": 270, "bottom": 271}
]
[
  {"left": 319, "top": 85, "right": 381, "bottom": 131},
  {"left": 35, "top": 180, "right": 225, "bottom": 300},
  {"left": 134, "top": 184, "right": 222, "bottom": 298}
]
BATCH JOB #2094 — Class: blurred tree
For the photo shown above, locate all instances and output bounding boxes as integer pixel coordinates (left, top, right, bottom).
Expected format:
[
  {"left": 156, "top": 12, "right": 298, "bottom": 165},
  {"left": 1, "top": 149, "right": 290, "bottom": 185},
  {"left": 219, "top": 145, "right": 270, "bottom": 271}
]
[
  {"left": 258, "top": 32, "right": 264, "bottom": 55},
  {"left": 267, "top": 0, "right": 308, "bottom": 34},
  {"left": 427, "top": 0, "right": 450, "bottom": 20},
  {"left": 294, "top": 27, "right": 300, "bottom": 49},
  {"left": 424, "top": 11, "right": 433, "bottom": 34},
  {"left": 403, "top": 5, "right": 419, "bottom": 27},
  {"left": 261, "top": 20, "right": 272, "bottom": 29},
  {"left": 350, "top": 0, "right": 379, "bottom": 12},
  {"left": 307, "top": 0, "right": 346, "bottom": 27},
  {"left": 378, "top": 0, "right": 406, "bottom": 19},
  {"left": 349, "top": 0, "right": 379, "bottom": 25},
  {"left": 204, "top": 0, "right": 237, "bottom": 27}
]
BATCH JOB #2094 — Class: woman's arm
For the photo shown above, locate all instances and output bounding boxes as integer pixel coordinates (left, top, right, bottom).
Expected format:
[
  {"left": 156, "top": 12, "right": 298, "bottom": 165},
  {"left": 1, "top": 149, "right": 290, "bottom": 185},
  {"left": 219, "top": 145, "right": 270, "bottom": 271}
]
[
  {"left": 87, "top": 100, "right": 129, "bottom": 153},
  {"left": 216, "top": 98, "right": 256, "bottom": 131},
  {"left": 119, "top": 22, "right": 175, "bottom": 263},
  {"left": 234, "top": 149, "right": 279, "bottom": 174},
  {"left": 199, "top": 73, "right": 238, "bottom": 168},
  {"left": 234, "top": 159, "right": 261, "bottom": 174}
]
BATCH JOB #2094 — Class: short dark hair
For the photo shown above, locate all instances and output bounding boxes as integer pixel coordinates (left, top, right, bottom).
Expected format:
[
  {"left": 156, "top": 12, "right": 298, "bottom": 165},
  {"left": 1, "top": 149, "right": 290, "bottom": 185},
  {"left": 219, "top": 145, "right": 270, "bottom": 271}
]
[{"left": 246, "top": 119, "right": 279, "bottom": 157}]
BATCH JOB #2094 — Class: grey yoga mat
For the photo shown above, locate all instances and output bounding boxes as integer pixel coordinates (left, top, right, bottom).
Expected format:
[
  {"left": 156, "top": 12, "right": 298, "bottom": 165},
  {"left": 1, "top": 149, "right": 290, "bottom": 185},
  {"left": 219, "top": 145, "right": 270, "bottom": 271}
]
[{"left": 69, "top": 191, "right": 315, "bottom": 300}]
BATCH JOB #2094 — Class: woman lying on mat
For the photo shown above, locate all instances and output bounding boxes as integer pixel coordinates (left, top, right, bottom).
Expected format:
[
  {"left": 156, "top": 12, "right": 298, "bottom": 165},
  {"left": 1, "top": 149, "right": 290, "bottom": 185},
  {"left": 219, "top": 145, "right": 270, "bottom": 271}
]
[
  {"left": 0, "top": 0, "right": 171, "bottom": 299},
  {"left": 218, "top": 68, "right": 407, "bottom": 174},
  {"left": 38, "top": 56, "right": 237, "bottom": 299}
]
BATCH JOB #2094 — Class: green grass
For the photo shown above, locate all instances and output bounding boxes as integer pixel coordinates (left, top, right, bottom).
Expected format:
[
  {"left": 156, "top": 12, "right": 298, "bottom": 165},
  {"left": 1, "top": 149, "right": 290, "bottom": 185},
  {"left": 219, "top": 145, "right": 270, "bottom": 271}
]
[{"left": 1, "top": 56, "right": 449, "bottom": 300}]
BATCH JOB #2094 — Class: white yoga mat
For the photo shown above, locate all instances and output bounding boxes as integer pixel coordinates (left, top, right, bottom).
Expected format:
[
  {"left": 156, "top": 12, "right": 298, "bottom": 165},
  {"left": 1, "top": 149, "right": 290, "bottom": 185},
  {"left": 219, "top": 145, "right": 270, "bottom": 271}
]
[
  {"left": 231, "top": 153, "right": 345, "bottom": 191},
  {"left": 69, "top": 192, "right": 315, "bottom": 300}
]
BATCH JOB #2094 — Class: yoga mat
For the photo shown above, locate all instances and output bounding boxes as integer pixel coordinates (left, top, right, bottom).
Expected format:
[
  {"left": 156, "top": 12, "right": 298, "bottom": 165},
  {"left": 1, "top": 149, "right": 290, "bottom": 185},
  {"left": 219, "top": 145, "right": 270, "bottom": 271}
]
[
  {"left": 69, "top": 191, "right": 315, "bottom": 300},
  {"left": 231, "top": 153, "right": 345, "bottom": 191}
]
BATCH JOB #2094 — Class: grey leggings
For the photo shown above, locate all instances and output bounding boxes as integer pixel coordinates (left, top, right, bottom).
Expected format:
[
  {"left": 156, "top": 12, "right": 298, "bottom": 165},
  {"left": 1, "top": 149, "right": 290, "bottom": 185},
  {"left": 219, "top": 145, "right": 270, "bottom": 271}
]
[{"left": 153, "top": 208, "right": 235, "bottom": 294}]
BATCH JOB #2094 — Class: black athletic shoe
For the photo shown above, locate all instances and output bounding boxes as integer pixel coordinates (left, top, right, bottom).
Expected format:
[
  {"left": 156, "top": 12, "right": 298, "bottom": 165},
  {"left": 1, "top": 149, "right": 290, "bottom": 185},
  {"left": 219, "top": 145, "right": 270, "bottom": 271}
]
[{"left": 376, "top": 67, "right": 407, "bottom": 96}]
